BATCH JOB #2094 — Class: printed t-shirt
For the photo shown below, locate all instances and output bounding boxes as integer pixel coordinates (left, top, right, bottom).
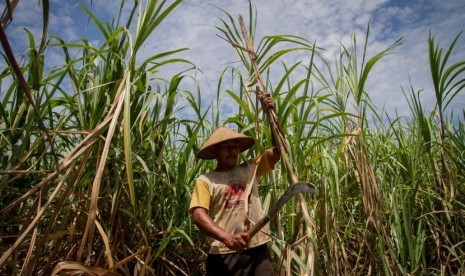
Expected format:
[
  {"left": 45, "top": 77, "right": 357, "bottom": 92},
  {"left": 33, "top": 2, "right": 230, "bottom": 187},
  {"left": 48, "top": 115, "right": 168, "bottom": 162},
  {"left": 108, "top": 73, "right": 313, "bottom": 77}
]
[{"left": 189, "top": 153, "right": 273, "bottom": 254}]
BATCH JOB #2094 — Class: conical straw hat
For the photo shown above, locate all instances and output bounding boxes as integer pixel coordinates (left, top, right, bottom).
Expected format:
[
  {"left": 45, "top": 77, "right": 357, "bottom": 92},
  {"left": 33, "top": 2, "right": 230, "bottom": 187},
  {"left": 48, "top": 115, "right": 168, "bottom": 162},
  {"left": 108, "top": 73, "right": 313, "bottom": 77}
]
[{"left": 196, "top": 126, "right": 255, "bottom": 160}]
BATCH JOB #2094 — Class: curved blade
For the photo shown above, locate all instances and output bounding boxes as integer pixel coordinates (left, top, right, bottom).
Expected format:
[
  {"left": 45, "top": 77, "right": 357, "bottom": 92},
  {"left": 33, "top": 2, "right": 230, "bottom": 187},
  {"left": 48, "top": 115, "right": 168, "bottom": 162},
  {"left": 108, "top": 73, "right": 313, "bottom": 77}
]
[
  {"left": 247, "top": 181, "right": 318, "bottom": 238},
  {"left": 267, "top": 182, "right": 318, "bottom": 218}
]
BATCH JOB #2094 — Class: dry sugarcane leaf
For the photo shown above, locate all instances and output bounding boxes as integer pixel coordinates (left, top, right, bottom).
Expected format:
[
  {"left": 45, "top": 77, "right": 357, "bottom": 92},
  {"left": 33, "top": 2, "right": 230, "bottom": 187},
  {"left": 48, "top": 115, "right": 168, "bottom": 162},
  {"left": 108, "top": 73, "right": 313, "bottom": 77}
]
[
  {"left": 94, "top": 220, "right": 114, "bottom": 267},
  {"left": 51, "top": 261, "right": 121, "bottom": 276},
  {"left": 0, "top": 166, "right": 74, "bottom": 267},
  {"left": 78, "top": 71, "right": 128, "bottom": 262}
]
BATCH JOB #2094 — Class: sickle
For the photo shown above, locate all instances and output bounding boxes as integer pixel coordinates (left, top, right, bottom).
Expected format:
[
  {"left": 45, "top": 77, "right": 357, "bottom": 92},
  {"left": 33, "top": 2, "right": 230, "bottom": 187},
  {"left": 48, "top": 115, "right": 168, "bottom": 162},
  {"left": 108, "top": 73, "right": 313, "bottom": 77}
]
[{"left": 248, "top": 182, "right": 318, "bottom": 238}]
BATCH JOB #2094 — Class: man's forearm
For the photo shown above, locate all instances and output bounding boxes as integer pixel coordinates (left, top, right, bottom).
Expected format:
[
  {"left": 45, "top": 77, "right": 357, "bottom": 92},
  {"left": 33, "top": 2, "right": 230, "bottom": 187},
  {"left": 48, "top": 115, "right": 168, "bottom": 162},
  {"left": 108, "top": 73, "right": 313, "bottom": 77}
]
[
  {"left": 191, "top": 207, "right": 249, "bottom": 252},
  {"left": 191, "top": 207, "right": 229, "bottom": 242}
]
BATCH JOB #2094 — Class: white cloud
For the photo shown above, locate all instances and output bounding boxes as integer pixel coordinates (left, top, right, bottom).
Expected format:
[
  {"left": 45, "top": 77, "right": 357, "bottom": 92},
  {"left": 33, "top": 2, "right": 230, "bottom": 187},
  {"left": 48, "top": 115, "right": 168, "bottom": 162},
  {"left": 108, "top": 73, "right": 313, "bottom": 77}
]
[{"left": 2, "top": 0, "right": 464, "bottom": 121}]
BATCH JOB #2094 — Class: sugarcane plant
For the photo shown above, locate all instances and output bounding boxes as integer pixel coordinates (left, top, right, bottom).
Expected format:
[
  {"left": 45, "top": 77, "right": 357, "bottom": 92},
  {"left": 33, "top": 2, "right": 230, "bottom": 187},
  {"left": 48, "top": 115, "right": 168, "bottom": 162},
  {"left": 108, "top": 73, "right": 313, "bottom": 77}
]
[
  {"left": 1, "top": 0, "right": 464, "bottom": 275},
  {"left": 0, "top": 0, "right": 200, "bottom": 275}
]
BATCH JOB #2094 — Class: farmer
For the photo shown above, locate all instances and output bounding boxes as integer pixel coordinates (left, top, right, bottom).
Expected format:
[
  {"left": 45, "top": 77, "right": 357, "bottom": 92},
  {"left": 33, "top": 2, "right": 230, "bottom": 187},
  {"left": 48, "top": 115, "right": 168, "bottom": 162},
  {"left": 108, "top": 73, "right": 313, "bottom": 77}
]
[{"left": 189, "top": 94, "right": 280, "bottom": 275}]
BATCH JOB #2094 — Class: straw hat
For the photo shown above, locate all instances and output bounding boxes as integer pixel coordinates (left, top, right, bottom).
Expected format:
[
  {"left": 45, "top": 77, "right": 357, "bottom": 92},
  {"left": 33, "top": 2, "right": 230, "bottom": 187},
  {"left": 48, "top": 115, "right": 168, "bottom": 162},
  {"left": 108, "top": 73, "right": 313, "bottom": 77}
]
[{"left": 196, "top": 126, "right": 255, "bottom": 159}]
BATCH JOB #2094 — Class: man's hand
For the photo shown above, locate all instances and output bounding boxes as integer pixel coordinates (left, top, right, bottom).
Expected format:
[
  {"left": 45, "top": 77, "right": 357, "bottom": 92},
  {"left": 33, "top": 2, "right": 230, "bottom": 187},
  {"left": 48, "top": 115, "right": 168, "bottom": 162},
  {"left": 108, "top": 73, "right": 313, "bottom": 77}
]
[
  {"left": 191, "top": 208, "right": 250, "bottom": 253},
  {"left": 258, "top": 92, "right": 276, "bottom": 111},
  {"left": 223, "top": 232, "right": 249, "bottom": 253}
]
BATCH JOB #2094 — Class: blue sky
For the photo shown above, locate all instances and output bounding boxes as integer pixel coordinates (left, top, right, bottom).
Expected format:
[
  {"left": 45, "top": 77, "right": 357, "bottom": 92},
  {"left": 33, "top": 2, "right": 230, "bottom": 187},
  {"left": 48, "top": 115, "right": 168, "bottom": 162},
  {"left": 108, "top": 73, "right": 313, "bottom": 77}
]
[{"left": 2, "top": 0, "right": 465, "bottom": 122}]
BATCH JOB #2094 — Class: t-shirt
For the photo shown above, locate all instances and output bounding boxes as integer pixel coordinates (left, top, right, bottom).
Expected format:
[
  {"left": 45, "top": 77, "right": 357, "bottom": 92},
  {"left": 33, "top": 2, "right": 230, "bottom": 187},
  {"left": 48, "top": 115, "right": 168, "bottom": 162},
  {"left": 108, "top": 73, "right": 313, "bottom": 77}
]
[{"left": 189, "top": 152, "right": 273, "bottom": 254}]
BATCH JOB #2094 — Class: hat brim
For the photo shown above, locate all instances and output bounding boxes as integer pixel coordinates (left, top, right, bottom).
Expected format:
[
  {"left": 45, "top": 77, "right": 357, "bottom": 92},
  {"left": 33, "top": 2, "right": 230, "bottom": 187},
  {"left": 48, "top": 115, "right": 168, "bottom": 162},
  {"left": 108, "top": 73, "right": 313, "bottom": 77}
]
[{"left": 196, "top": 136, "right": 255, "bottom": 160}]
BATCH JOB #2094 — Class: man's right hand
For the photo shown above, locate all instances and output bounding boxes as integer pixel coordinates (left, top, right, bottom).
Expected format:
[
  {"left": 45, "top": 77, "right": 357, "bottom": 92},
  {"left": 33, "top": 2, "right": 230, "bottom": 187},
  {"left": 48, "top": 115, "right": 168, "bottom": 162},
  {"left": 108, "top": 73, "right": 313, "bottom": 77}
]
[
  {"left": 223, "top": 232, "right": 249, "bottom": 253},
  {"left": 191, "top": 207, "right": 250, "bottom": 253}
]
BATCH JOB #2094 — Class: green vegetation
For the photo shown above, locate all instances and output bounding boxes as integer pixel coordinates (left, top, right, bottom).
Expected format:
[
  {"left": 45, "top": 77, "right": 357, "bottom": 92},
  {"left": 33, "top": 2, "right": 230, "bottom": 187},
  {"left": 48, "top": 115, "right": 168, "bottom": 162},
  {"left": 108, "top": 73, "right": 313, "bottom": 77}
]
[{"left": 1, "top": 1, "right": 464, "bottom": 275}]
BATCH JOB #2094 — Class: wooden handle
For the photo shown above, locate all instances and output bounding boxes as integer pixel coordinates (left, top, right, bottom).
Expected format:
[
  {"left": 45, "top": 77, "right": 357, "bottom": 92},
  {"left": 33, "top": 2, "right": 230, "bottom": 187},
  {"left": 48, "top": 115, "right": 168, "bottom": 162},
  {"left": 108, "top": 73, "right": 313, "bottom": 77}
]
[{"left": 248, "top": 216, "right": 271, "bottom": 238}]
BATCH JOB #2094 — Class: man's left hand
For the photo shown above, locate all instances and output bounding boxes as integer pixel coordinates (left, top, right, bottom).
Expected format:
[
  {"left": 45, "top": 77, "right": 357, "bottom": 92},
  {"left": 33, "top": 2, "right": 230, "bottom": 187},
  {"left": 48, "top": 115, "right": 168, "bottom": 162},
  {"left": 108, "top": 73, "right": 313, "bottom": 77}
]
[{"left": 259, "top": 93, "right": 276, "bottom": 111}]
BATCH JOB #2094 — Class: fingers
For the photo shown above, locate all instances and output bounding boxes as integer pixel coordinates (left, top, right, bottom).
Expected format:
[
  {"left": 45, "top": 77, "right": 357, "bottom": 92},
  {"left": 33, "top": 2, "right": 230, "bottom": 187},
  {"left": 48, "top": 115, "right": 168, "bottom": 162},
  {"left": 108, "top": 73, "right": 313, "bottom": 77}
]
[
  {"left": 223, "top": 233, "right": 249, "bottom": 253},
  {"left": 258, "top": 93, "right": 276, "bottom": 110},
  {"left": 239, "top": 232, "right": 250, "bottom": 241}
]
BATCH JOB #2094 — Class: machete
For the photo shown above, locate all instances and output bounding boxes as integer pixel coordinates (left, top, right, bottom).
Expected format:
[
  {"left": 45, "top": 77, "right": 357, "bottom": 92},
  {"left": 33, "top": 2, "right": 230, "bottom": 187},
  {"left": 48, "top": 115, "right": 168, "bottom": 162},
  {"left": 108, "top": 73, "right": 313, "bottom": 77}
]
[{"left": 248, "top": 182, "right": 318, "bottom": 238}]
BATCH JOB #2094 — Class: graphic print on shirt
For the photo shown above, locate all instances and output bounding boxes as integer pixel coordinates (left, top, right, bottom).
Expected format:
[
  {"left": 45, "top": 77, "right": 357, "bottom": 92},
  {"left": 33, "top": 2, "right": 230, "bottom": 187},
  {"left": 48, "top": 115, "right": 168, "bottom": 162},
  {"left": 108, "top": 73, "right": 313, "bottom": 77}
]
[{"left": 224, "top": 182, "right": 245, "bottom": 209}]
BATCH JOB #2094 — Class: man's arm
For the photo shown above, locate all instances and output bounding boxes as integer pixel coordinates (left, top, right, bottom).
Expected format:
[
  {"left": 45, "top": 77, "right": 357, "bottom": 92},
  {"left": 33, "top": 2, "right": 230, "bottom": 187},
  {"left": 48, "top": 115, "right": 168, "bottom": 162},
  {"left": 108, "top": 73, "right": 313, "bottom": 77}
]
[
  {"left": 259, "top": 92, "right": 282, "bottom": 167},
  {"left": 191, "top": 207, "right": 249, "bottom": 253},
  {"left": 265, "top": 146, "right": 280, "bottom": 168}
]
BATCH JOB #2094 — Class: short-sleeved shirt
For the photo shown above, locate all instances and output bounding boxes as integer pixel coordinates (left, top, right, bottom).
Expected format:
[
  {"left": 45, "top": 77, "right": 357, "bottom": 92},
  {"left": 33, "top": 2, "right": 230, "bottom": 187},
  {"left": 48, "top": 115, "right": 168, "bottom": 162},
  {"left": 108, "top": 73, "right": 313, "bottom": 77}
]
[{"left": 189, "top": 153, "right": 273, "bottom": 254}]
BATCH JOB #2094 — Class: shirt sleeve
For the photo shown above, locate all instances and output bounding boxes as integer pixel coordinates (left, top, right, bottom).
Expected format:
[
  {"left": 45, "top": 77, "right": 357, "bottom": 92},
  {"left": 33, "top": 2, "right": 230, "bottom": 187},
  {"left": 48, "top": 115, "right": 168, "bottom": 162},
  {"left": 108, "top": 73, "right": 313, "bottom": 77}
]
[
  {"left": 189, "top": 178, "right": 210, "bottom": 213},
  {"left": 256, "top": 151, "right": 273, "bottom": 178}
]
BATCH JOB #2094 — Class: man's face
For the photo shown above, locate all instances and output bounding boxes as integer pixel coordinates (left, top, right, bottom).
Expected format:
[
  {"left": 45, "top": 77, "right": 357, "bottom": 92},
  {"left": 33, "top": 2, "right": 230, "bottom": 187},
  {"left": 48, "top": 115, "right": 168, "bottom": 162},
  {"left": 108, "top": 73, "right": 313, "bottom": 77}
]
[{"left": 215, "top": 140, "right": 240, "bottom": 170}]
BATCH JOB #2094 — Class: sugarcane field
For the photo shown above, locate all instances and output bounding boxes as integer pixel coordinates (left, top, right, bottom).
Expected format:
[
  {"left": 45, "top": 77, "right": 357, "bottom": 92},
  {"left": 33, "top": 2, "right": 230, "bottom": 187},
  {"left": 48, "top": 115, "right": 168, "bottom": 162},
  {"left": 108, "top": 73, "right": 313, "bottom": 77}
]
[{"left": 1, "top": 0, "right": 464, "bottom": 275}]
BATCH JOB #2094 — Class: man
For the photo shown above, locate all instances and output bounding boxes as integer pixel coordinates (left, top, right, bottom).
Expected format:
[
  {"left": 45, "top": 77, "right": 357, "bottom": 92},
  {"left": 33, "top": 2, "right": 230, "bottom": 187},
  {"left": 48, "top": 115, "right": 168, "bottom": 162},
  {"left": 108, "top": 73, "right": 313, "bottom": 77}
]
[{"left": 189, "top": 94, "right": 280, "bottom": 275}]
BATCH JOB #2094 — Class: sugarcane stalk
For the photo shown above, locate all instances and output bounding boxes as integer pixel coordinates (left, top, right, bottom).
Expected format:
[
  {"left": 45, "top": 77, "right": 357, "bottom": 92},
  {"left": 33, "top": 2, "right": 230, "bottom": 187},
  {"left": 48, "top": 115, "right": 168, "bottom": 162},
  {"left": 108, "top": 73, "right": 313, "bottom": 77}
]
[
  {"left": 237, "top": 15, "right": 315, "bottom": 275},
  {"left": 238, "top": 15, "right": 298, "bottom": 183}
]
